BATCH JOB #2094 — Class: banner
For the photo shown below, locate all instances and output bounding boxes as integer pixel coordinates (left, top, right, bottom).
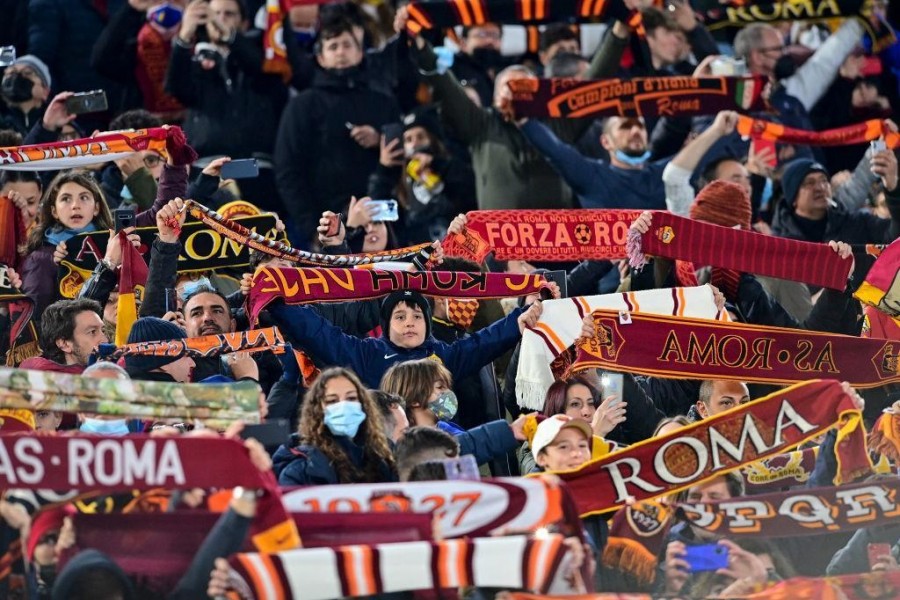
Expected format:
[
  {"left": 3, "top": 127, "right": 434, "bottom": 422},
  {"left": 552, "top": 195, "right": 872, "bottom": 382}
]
[
  {"left": 228, "top": 534, "right": 579, "bottom": 600},
  {"left": 679, "top": 477, "right": 900, "bottom": 539},
  {"left": 571, "top": 310, "right": 900, "bottom": 389},
  {"left": 282, "top": 477, "right": 566, "bottom": 538},
  {"left": 549, "top": 380, "right": 870, "bottom": 516},
  {"left": 57, "top": 214, "right": 281, "bottom": 298},
  {"left": 737, "top": 115, "right": 900, "bottom": 149},
  {"left": 509, "top": 76, "right": 766, "bottom": 119},
  {"left": 0, "top": 367, "right": 261, "bottom": 425},
  {"left": 629, "top": 212, "right": 854, "bottom": 291},
  {"left": 248, "top": 267, "right": 548, "bottom": 324},
  {"left": 442, "top": 209, "right": 643, "bottom": 264},
  {"left": 516, "top": 286, "right": 724, "bottom": 410},
  {"left": 101, "top": 327, "right": 286, "bottom": 362},
  {"left": 182, "top": 200, "right": 434, "bottom": 268},
  {"left": 0, "top": 265, "right": 38, "bottom": 367},
  {"left": 0, "top": 128, "right": 171, "bottom": 171},
  {"left": 0, "top": 434, "right": 268, "bottom": 491},
  {"left": 114, "top": 230, "right": 149, "bottom": 346},
  {"left": 405, "top": 0, "right": 637, "bottom": 34}
]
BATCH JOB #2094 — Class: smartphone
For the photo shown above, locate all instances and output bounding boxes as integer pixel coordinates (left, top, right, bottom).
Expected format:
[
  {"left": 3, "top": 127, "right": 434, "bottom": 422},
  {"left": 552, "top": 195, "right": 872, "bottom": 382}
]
[
  {"left": 871, "top": 140, "right": 887, "bottom": 153},
  {"left": 868, "top": 543, "right": 892, "bottom": 569},
  {"left": 684, "top": 544, "right": 729, "bottom": 572},
  {"left": 325, "top": 213, "right": 341, "bottom": 237},
  {"left": 65, "top": 90, "right": 108, "bottom": 115},
  {"left": 710, "top": 57, "right": 747, "bottom": 77},
  {"left": 381, "top": 123, "right": 404, "bottom": 150},
  {"left": 370, "top": 199, "right": 399, "bottom": 222},
  {"left": 240, "top": 419, "right": 291, "bottom": 448},
  {"left": 114, "top": 206, "right": 136, "bottom": 231},
  {"left": 601, "top": 372, "right": 624, "bottom": 407},
  {"left": 750, "top": 138, "right": 777, "bottom": 169},
  {"left": 0, "top": 46, "right": 15, "bottom": 68},
  {"left": 543, "top": 270, "right": 568, "bottom": 299},
  {"left": 164, "top": 288, "right": 178, "bottom": 314},
  {"left": 220, "top": 159, "right": 259, "bottom": 179},
  {"left": 441, "top": 455, "right": 480, "bottom": 481}
]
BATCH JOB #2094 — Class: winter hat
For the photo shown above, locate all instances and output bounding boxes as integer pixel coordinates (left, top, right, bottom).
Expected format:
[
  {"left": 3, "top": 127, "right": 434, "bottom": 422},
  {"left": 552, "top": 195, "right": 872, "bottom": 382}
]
[
  {"left": 27, "top": 508, "right": 66, "bottom": 561},
  {"left": 690, "top": 180, "right": 752, "bottom": 230},
  {"left": 781, "top": 158, "right": 829, "bottom": 207},
  {"left": 52, "top": 549, "right": 136, "bottom": 600},
  {"left": 13, "top": 55, "right": 51, "bottom": 89},
  {"left": 530, "top": 414, "right": 592, "bottom": 460},
  {"left": 380, "top": 291, "right": 433, "bottom": 340},
  {"left": 403, "top": 106, "right": 445, "bottom": 142},
  {"left": 123, "top": 317, "right": 187, "bottom": 374},
  {"left": 0, "top": 409, "right": 35, "bottom": 432}
]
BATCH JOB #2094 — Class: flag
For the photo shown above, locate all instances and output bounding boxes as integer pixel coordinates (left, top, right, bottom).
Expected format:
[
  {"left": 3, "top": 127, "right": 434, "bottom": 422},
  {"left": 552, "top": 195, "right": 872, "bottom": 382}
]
[{"left": 115, "top": 231, "right": 149, "bottom": 346}]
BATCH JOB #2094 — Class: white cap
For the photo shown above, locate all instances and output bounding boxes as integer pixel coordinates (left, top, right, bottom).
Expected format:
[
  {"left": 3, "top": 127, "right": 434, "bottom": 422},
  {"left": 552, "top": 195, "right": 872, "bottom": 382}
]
[{"left": 531, "top": 414, "right": 592, "bottom": 459}]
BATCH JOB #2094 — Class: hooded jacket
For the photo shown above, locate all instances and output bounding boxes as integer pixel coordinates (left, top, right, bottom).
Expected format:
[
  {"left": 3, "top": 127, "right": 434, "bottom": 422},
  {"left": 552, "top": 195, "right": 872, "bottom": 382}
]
[
  {"left": 273, "top": 433, "right": 394, "bottom": 486},
  {"left": 274, "top": 63, "right": 401, "bottom": 238},
  {"left": 51, "top": 549, "right": 136, "bottom": 600},
  {"left": 269, "top": 302, "right": 526, "bottom": 389}
]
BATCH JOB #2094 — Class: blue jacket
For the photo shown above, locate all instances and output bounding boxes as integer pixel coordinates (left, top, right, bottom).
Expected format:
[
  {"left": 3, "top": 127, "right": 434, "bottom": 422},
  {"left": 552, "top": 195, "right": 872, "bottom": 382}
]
[
  {"left": 519, "top": 120, "right": 668, "bottom": 210},
  {"left": 270, "top": 303, "right": 526, "bottom": 389},
  {"left": 273, "top": 435, "right": 394, "bottom": 486},
  {"left": 438, "top": 420, "right": 518, "bottom": 466}
]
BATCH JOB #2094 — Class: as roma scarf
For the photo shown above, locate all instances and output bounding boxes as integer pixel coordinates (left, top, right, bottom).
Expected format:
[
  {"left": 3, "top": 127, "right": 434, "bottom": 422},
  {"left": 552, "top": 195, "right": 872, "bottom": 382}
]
[
  {"left": 628, "top": 212, "right": 853, "bottom": 291},
  {"left": 855, "top": 236, "right": 900, "bottom": 318},
  {"left": 248, "top": 266, "right": 547, "bottom": 323},
  {"left": 180, "top": 200, "right": 435, "bottom": 268},
  {"left": 571, "top": 310, "right": 900, "bottom": 389},
  {"left": 737, "top": 115, "right": 900, "bottom": 149},
  {"left": 102, "top": 327, "right": 286, "bottom": 362},
  {"left": 281, "top": 477, "right": 570, "bottom": 539},
  {"left": 547, "top": 380, "right": 871, "bottom": 517},
  {"left": 405, "top": 0, "right": 638, "bottom": 34},
  {"left": 57, "top": 213, "right": 281, "bottom": 299},
  {"left": 0, "top": 265, "right": 38, "bottom": 367},
  {"left": 0, "top": 197, "right": 25, "bottom": 268},
  {"left": 679, "top": 477, "right": 900, "bottom": 539},
  {"left": 0, "top": 127, "right": 191, "bottom": 171},
  {"left": 261, "top": 0, "right": 291, "bottom": 82},
  {"left": 517, "top": 286, "right": 724, "bottom": 410},
  {"left": 0, "top": 367, "right": 261, "bottom": 426},
  {"left": 601, "top": 499, "right": 672, "bottom": 588},
  {"left": 442, "top": 209, "right": 643, "bottom": 263},
  {"left": 228, "top": 533, "right": 579, "bottom": 600},
  {"left": 115, "top": 231, "right": 148, "bottom": 346},
  {"left": 509, "top": 76, "right": 767, "bottom": 119}
]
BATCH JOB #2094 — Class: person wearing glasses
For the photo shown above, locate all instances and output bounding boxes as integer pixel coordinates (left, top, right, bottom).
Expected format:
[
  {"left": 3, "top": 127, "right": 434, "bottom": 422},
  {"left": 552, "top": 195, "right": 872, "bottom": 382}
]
[
  {"left": 450, "top": 23, "right": 508, "bottom": 108},
  {"left": 0, "top": 55, "right": 53, "bottom": 136}
]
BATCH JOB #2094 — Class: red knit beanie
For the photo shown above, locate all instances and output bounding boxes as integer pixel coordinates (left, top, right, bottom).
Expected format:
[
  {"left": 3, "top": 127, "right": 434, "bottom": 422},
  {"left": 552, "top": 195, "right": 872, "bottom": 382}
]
[{"left": 689, "top": 180, "right": 752, "bottom": 230}]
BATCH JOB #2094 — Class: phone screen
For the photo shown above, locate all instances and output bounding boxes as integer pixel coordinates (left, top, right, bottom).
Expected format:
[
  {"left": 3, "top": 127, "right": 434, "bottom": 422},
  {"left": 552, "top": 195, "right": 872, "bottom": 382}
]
[{"left": 370, "top": 200, "right": 399, "bottom": 222}]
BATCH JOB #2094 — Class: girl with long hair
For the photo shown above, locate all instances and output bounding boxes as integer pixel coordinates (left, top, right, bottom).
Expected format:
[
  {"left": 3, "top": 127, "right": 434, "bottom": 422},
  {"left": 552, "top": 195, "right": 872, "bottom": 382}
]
[{"left": 273, "top": 367, "right": 395, "bottom": 485}]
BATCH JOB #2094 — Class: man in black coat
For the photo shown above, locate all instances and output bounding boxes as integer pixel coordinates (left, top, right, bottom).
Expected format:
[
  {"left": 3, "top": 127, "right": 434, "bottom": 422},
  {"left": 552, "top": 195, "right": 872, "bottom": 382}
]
[{"left": 274, "top": 17, "right": 400, "bottom": 246}]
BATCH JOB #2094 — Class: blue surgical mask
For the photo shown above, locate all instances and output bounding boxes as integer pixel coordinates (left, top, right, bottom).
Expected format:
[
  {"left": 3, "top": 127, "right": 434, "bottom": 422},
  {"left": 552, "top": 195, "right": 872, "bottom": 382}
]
[
  {"left": 614, "top": 149, "right": 651, "bottom": 166},
  {"left": 323, "top": 401, "right": 366, "bottom": 438},
  {"left": 293, "top": 27, "right": 317, "bottom": 47},
  {"left": 80, "top": 418, "right": 130, "bottom": 436},
  {"left": 147, "top": 3, "right": 183, "bottom": 30},
  {"left": 428, "top": 390, "right": 458, "bottom": 421}
]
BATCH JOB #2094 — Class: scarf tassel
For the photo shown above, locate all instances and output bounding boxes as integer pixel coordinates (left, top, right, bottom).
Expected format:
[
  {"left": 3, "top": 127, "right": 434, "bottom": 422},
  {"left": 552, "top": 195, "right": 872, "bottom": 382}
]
[
  {"left": 626, "top": 227, "right": 648, "bottom": 271},
  {"left": 601, "top": 537, "right": 658, "bottom": 587}
]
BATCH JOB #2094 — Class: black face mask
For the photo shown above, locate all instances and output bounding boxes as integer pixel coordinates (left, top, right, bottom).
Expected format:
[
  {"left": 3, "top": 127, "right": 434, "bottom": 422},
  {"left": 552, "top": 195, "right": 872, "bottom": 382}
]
[
  {"left": 36, "top": 564, "right": 56, "bottom": 590},
  {"left": 471, "top": 47, "right": 504, "bottom": 71},
  {"left": 773, "top": 54, "right": 797, "bottom": 80},
  {"left": 1, "top": 74, "right": 34, "bottom": 104}
]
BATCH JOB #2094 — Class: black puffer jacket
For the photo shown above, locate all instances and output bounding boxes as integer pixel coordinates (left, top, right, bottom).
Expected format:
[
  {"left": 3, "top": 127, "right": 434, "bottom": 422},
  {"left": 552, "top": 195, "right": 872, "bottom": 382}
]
[{"left": 274, "top": 63, "right": 401, "bottom": 237}]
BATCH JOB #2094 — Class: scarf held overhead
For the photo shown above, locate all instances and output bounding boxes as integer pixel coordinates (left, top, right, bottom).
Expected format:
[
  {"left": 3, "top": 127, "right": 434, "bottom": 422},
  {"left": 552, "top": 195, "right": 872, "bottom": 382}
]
[
  {"left": 181, "top": 200, "right": 434, "bottom": 268},
  {"left": 737, "top": 115, "right": 900, "bottom": 149},
  {"left": 572, "top": 309, "right": 900, "bottom": 389},
  {"left": 628, "top": 212, "right": 853, "bottom": 291},
  {"left": 509, "top": 76, "right": 767, "bottom": 119},
  {"left": 0, "top": 127, "right": 182, "bottom": 171},
  {"left": 549, "top": 380, "right": 870, "bottom": 517},
  {"left": 442, "top": 209, "right": 643, "bottom": 264},
  {"left": 248, "top": 267, "right": 547, "bottom": 323},
  {"left": 516, "top": 286, "right": 723, "bottom": 410},
  {"left": 101, "top": 327, "right": 286, "bottom": 362},
  {"left": 228, "top": 534, "right": 579, "bottom": 600},
  {"left": 855, "top": 236, "right": 900, "bottom": 318}
]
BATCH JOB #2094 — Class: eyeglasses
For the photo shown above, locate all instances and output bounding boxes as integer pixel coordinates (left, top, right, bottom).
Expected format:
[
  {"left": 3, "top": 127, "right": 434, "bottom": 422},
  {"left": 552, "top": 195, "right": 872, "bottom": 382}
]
[
  {"left": 143, "top": 153, "right": 163, "bottom": 169},
  {"left": 469, "top": 30, "right": 501, "bottom": 41},
  {"left": 151, "top": 422, "right": 191, "bottom": 432},
  {"left": 757, "top": 45, "right": 785, "bottom": 55},
  {"left": 801, "top": 176, "right": 830, "bottom": 188}
]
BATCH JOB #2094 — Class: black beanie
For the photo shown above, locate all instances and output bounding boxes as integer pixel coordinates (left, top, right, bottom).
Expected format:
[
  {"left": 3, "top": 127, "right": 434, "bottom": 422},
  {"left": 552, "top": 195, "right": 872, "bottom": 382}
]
[
  {"left": 124, "top": 317, "right": 188, "bottom": 375},
  {"left": 380, "top": 291, "right": 432, "bottom": 341}
]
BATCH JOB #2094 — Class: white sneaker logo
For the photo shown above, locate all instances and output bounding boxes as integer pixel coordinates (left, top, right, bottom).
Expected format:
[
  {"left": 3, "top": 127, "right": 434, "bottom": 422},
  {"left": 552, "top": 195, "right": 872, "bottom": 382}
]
[{"left": 384, "top": 353, "right": 398, "bottom": 359}]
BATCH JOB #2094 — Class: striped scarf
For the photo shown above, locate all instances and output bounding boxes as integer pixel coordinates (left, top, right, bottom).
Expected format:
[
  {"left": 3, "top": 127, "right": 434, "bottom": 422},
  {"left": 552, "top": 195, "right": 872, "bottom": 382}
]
[{"left": 737, "top": 115, "right": 900, "bottom": 149}]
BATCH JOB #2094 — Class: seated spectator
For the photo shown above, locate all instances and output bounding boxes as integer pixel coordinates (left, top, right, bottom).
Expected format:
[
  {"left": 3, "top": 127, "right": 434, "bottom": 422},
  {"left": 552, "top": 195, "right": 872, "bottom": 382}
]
[{"left": 273, "top": 367, "right": 396, "bottom": 485}]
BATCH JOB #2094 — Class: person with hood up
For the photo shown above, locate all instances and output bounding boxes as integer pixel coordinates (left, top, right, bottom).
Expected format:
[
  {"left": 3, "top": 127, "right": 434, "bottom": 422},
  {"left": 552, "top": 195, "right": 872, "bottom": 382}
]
[
  {"left": 268, "top": 289, "right": 550, "bottom": 389},
  {"left": 121, "top": 317, "right": 195, "bottom": 383}
]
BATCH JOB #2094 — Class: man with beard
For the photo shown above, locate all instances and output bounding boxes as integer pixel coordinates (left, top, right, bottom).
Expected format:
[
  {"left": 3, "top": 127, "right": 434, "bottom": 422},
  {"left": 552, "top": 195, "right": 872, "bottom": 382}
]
[
  {"left": 20, "top": 299, "right": 107, "bottom": 373},
  {"left": 518, "top": 114, "right": 670, "bottom": 210}
]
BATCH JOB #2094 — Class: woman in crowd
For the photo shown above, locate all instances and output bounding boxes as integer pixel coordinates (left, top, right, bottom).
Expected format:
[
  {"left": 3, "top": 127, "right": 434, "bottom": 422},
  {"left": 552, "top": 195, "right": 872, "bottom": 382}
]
[{"left": 273, "top": 367, "right": 395, "bottom": 486}]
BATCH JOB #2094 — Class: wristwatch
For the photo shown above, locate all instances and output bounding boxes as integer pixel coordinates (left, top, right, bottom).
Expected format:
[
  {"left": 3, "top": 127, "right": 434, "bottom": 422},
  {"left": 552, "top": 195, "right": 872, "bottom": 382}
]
[{"left": 232, "top": 486, "right": 261, "bottom": 501}]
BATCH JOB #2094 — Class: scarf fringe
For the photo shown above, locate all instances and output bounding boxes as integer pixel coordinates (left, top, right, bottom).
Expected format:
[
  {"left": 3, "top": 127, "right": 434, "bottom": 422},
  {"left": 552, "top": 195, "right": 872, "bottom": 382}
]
[
  {"left": 601, "top": 537, "right": 658, "bottom": 587},
  {"left": 626, "top": 227, "right": 647, "bottom": 270}
]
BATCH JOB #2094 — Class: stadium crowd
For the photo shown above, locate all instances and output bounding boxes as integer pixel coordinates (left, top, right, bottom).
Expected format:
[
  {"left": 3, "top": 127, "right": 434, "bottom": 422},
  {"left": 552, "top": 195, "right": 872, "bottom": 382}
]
[{"left": 2, "top": 0, "right": 900, "bottom": 598}]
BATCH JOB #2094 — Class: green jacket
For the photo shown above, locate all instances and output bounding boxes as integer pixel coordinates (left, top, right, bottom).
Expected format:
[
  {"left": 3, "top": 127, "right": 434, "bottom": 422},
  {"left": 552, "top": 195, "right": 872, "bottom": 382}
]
[{"left": 413, "top": 31, "right": 628, "bottom": 210}]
